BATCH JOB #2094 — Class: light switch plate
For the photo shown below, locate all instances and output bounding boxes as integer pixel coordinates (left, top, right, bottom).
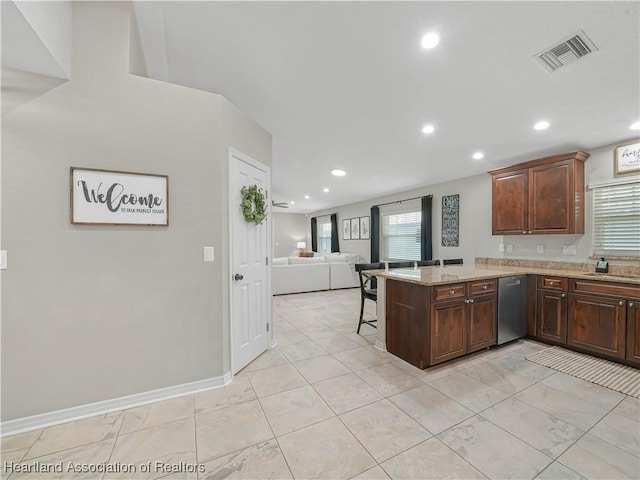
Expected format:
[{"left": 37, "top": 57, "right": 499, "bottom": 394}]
[
  {"left": 0, "top": 250, "right": 6, "bottom": 270},
  {"left": 499, "top": 244, "right": 504, "bottom": 252},
  {"left": 203, "top": 246, "right": 214, "bottom": 262},
  {"left": 562, "top": 245, "right": 577, "bottom": 255},
  {"left": 506, "top": 244, "right": 514, "bottom": 253}
]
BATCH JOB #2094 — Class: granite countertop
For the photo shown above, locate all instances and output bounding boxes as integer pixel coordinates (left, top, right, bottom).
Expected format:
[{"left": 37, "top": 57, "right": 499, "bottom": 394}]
[{"left": 369, "top": 264, "right": 640, "bottom": 286}]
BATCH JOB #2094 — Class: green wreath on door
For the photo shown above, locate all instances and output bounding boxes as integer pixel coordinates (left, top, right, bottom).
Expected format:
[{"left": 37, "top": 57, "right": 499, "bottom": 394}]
[{"left": 241, "top": 185, "right": 267, "bottom": 224}]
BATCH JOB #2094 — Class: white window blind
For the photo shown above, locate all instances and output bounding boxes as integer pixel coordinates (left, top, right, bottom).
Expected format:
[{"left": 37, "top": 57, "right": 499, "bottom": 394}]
[
  {"left": 317, "top": 218, "right": 332, "bottom": 254},
  {"left": 382, "top": 210, "right": 421, "bottom": 261},
  {"left": 592, "top": 181, "right": 640, "bottom": 257}
]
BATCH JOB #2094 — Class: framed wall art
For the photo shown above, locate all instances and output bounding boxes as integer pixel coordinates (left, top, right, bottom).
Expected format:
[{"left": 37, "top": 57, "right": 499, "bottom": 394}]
[
  {"left": 615, "top": 141, "right": 640, "bottom": 174},
  {"left": 71, "top": 167, "right": 169, "bottom": 226},
  {"left": 441, "top": 194, "right": 459, "bottom": 247},
  {"left": 342, "top": 218, "right": 351, "bottom": 240},
  {"left": 359, "top": 216, "right": 370, "bottom": 240},
  {"left": 350, "top": 218, "right": 360, "bottom": 239}
]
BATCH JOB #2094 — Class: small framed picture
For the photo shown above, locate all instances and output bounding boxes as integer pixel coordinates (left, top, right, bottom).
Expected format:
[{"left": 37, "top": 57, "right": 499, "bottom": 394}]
[
  {"left": 615, "top": 141, "right": 640, "bottom": 174},
  {"left": 351, "top": 218, "right": 360, "bottom": 239},
  {"left": 359, "top": 216, "right": 370, "bottom": 240},
  {"left": 343, "top": 219, "right": 351, "bottom": 240}
]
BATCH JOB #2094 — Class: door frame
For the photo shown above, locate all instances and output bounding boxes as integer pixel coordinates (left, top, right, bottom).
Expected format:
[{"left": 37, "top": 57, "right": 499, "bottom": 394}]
[{"left": 228, "top": 148, "right": 273, "bottom": 375}]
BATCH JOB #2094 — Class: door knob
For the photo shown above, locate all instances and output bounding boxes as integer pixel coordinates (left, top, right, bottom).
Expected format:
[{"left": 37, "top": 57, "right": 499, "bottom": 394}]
[{"left": 234, "top": 273, "right": 244, "bottom": 281}]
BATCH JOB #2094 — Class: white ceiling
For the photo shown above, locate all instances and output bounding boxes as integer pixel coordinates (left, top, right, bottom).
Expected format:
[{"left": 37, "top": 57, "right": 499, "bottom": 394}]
[{"left": 4, "top": 2, "right": 639, "bottom": 214}]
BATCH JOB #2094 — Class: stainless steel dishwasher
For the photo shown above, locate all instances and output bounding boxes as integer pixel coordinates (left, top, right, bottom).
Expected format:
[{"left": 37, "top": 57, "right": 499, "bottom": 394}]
[{"left": 497, "top": 275, "right": 528, "bottom": 345}]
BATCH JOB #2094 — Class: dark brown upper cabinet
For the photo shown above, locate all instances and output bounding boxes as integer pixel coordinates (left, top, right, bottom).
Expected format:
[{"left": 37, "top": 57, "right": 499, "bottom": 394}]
[{"left": 489, "top": 151, "right": 589, "bottom": 235}]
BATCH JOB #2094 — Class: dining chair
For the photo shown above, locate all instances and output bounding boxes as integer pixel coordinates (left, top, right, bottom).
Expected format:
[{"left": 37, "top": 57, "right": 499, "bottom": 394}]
[
  {"left": 443, "top": 258, "right": 463, "bottom": 265},
  {"left": 387, "top": 261, "right": 414, "bottom": 269},
  {"left": 417, "top": 259, "right": 440, "bottom": 266},
  {"left": 355, "top": 262, "right": 385, "bottom": 334}
]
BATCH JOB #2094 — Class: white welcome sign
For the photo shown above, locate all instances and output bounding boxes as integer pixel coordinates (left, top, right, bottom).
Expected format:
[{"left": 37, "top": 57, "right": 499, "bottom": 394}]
[{"left": 71, "top": 167, "right": 169, "bottom": 225}]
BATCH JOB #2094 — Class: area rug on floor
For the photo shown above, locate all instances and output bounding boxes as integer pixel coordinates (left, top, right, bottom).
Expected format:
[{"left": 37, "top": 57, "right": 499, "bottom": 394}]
[{"left": 526, "top": 346, "right": 640, "bottom": 398}]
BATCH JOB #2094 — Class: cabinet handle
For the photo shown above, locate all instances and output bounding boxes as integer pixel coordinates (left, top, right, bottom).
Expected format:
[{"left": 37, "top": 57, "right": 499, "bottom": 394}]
[
  {"left": 529, "top": 231, "right": 532, "bottom": 234},
  {"left": 482, "top": 285, "right": 488, "bottom": 290},
  {"left": 630, "top": 302, "right": 635, "bottom": 307},
  {"left": 522, "top": 230, "right": 526, "bottom": 234},
  {"left": 450, "top": 289, "right": 455, "bottom": 295},
  {"left": 468, "top": 298, "right": 474, "bottom": 304},
  {"left": 464, "top": 299, "right": 469, "bottom": 304},
  {"left": 619, "top": 301, "right": 625, "bottom": 306},
  {"left": 561, "top": 293, "right": 566, "bottom": 298}
]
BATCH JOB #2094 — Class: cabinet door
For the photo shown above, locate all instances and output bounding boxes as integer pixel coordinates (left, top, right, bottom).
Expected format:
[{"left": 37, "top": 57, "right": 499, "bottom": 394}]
[
  {"left": 528, "top": 160, "right": 573, "bottom": 234},
  {"left": 536, "top": 289, "right": 567, "bottom": 343},
  {"left": 492, "top": 169, "right": 527, "bottom": 235},
  {"left": 568, "top": 294, "right": 626, "bottom": 359},
  {"left": 467, "top": 294, "right": 497, "bottom": 353},
  {"left": 626, "top": 301, "right": 640, "bottom": 364},
  {"left": 430, "top": 300, "right": 466, "bottom": 365}
]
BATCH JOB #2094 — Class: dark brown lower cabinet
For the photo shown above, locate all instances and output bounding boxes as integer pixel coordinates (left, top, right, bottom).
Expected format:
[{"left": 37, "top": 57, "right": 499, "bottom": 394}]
[
  {"left": 430, "top": 299, "right": 466, "bottom": 365},
  {"left": 385, "top": 280, "right": 430, "bottom": 369},
  {"left": 536, "top": 289, "right": 567, "bottom": 344},
  {"left": 627, "top": 301, "right": 640, "bottom": 364},
  {"left": 467, "top": 294, "right": 497, "bottom": 353},
  {"left": 386, "top": 279, "right": 496, "bottom": 369},
  {"left": 567, "top": 293, "right": 626, "bottom": 359}
]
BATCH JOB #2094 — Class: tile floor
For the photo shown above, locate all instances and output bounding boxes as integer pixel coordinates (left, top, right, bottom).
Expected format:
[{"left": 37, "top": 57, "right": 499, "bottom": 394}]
[{"left": 2, "top": 288, "right": 639, "bottom": 480}]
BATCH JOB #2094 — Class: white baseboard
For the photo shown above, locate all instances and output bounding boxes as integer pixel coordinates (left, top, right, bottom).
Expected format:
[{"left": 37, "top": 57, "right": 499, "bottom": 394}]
[
  {"left": 1, "top": 372, "right": 233, "bottom": 437},
  {"left": 374, "top": 340, "right": 387, "bottom": 352}
]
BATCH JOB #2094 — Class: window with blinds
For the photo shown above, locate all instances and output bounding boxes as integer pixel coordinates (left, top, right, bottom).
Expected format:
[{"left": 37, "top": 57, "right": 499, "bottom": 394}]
[
  {"left": 382, "top": 210, "right": 421, "bottom": 261},
  {"left": 592, "top": 181, "right": 640, "bottom": 257},
  {"left": 317, "top": 218, "right": 332, "bottom": 254}
]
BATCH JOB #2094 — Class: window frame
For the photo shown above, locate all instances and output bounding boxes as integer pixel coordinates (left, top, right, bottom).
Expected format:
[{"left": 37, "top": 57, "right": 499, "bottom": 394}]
[
  {"left": 591, "top": 179, "right": 640, "bottom": 259},
  {"left": 316, "top": 216, "right": 332, "bottom": 255},
  {"left": 379, "top": 200, "right": 422, "bottom": 262}
]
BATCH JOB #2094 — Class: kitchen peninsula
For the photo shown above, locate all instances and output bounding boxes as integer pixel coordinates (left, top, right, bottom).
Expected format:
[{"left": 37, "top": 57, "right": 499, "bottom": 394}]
[{"left": 369, "top": 263, "right": 640, "bottom": 370}]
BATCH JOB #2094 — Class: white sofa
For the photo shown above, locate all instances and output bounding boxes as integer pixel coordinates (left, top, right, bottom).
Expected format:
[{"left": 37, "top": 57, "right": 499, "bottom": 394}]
[{"left": 272, "top": 253, "right": 362, "bottom": 295}]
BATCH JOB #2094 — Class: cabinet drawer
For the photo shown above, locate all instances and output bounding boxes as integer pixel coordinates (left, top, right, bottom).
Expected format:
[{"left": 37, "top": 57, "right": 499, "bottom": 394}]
[
  {"left": 538, "top": 276, "right": 567, "bottom": 291},
  {"left": 433, "top": 283, "right": 466, "bottom": 301},
  {"left": 569, "top": 279, "right": 640, "bottom": 299},
  {"left": 469, "top": 279, "right": 496, "bottom": 296}
]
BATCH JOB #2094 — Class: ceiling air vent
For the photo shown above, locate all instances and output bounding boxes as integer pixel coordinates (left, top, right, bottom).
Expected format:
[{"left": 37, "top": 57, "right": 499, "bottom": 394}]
[{"left": 535, "top": 30, "right": 598, "bottom": 73}]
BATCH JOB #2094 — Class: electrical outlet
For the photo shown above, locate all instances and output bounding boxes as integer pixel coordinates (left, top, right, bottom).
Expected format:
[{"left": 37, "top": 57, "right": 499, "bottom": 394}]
[
  {"left": 203, "top": 246, "right": 215, "bottom": 262},
  {"left": 506, "top": 244, "right": 514, "bottom": 253},
  {"left": 499, "top": 244, "right": 504, "bottom": 252},
  {"left": 537, "top": 245, "right": 544, "bottom": 254},
  {"left": 562, "top": 245, "right": 577, "bottom": 255}
]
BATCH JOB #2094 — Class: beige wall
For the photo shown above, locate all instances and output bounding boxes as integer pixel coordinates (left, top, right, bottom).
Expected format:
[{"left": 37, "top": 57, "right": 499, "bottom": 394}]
[
  {"left": 313, "top": 172, "right": 494, "bottom": 264},
  {"left": 1, "top": 2, "right": 271, "bottom": 421},
  {"left": 272, "top": 212, "right": 310, "bottom": 258}
]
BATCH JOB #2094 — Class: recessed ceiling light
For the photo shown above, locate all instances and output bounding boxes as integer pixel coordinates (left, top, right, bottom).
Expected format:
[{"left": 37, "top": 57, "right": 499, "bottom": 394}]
[
  {"left": 421, "top": 32, "right": 440, "bottom": 49},
  {"left": 630, "top": 121, "right": 640, "bottom": 130},
  {"left": 323, "top": 188, "right": 330, "bottom": 193},
  {"left": 534, "top": 120, "right": 550, "bottom": 130},
  {"left": 331, "top": 169, "right": 346, "bottom": 177},
  {"left": 289, "top": 201, "right": 295, "bottom": 205},
  {"left": 304, "top": 195, "right": 310, "bottom": 200},
  {"left": 472, "top": 152, "right": 485, "bottom": 160},
  {"left": 422, "top": 124, "right": 435, "bottom": 134}
]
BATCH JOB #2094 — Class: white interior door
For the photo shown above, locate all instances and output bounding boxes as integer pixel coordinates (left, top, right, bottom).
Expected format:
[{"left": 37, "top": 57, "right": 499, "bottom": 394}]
[{"left": 230, "top": 150, "right": 270, "bottom": 374}]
